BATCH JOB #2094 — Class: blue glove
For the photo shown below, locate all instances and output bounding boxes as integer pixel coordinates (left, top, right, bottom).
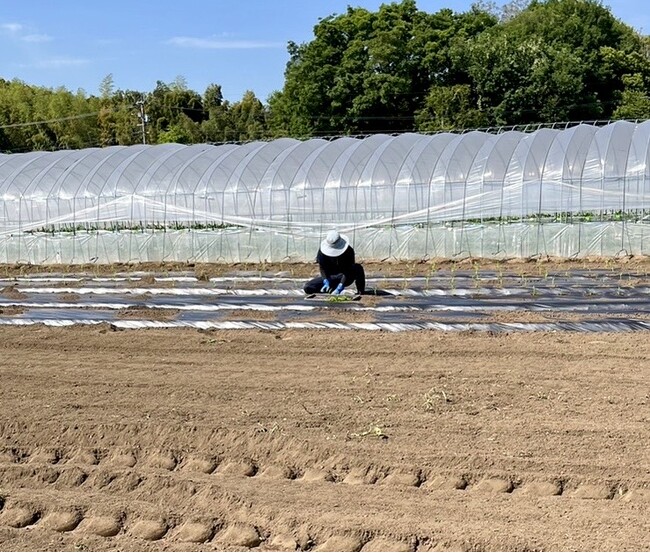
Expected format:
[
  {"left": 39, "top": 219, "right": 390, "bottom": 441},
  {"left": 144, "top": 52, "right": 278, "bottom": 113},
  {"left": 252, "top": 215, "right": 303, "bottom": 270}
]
[
  {"left": 320, "top": 279, "right": 331, "bottom": 293},
  {"left": 332, "top": 283, "right": 344, "bottom": 295}
]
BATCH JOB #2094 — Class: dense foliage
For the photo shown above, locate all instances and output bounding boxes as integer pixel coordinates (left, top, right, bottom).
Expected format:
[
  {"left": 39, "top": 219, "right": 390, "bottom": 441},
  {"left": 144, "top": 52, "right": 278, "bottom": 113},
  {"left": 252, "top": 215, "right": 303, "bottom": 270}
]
[{"left": 1, "top": 0, "right": 648, "bottom": 152}]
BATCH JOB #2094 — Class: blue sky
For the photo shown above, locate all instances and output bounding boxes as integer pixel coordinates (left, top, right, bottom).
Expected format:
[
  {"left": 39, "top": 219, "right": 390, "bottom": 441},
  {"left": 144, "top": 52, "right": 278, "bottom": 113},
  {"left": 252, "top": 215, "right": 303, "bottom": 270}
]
[{"left": 0, "top": 0, "right": 647, "bottom": 103}]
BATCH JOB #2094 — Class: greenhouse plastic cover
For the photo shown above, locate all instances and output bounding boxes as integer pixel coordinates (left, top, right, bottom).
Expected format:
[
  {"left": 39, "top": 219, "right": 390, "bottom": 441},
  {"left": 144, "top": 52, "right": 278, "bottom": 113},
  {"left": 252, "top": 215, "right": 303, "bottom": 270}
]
[{"left": 1, "top": 120, "right": 650, "bottom": 263}]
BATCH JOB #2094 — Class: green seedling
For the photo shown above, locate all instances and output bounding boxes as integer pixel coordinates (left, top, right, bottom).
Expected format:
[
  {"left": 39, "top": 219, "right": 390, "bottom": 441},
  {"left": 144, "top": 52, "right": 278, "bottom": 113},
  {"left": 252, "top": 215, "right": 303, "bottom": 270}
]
[{"left": 327, "top": 295, "right": 351, "bottom": 303}]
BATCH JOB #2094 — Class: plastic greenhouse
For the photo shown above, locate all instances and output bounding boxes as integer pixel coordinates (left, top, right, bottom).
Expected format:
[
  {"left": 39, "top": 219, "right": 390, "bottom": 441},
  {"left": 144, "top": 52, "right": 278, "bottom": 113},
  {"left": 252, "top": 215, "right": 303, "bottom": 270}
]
[{"left": 1, "top": 120, "right": 650, "bottom": 265}]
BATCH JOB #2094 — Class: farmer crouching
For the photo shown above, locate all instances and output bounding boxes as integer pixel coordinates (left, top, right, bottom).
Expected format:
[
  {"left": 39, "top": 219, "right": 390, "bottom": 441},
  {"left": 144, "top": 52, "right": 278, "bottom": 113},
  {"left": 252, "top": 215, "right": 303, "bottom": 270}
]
[{"left": 303, "top": 230, "right": 366, "bottom": 296}]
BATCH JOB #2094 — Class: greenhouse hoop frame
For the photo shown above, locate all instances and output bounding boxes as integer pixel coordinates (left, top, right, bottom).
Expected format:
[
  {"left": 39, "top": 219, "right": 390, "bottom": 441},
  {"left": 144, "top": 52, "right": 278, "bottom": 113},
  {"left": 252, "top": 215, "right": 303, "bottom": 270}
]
[{"left": 1, "top": 120, "right": 650, "bottom": 264}]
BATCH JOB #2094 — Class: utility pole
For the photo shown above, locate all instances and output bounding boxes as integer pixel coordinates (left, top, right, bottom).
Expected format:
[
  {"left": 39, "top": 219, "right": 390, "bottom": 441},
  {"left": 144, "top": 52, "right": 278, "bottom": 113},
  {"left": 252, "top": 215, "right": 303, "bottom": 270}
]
[{"left": 135, "top": 99, "right": 148, "bottom": 144}]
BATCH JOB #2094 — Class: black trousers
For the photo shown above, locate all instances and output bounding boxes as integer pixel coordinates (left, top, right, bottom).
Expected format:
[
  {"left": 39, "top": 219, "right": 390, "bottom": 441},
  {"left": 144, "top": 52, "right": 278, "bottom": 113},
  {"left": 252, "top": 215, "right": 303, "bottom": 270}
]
[{"left": 303, "top": 263, "right": 366, "bottom": 294}]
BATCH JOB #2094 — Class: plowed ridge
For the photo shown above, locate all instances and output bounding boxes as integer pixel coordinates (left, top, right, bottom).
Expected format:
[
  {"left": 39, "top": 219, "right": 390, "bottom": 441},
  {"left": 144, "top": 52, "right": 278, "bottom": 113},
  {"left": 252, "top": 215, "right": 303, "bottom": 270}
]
[
  {"left": 0, "top": 325, "right": 649, "bottom": 550},
  {"left": 2, "top": 268, "right": 650, "bottom": 332}
]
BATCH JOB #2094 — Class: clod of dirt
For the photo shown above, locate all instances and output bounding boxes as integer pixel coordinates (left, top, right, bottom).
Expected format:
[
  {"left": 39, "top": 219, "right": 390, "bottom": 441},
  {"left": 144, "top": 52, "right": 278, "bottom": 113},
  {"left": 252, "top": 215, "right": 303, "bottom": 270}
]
[
  {"left": 109, "top": 450, "right": 137, "bottom": 467},
  {"left": 299, "top": 468, "right": 334, "bottom": 483},
  {"left": 573, "top": 484, "right": 614, "bottom": 500},
  {"left": 28, "top": 449, "right": 61, "bottom": 464},
  {"left": 81, "top": 515, "right": 122, "bottom": 537},
  {"left": 520, "top": 481, "right": 562, "bottom": 497},
  {"left": 72, "top": 449, "right": 99, "bottom": 465},
  {"left": 1, "top": 507, "right": 39, "bottom": 528},
  {"left": 473, "top": 477, "right": 514, "bottom": 494},
  {"left": 621, "top": 489, "right": 650, "bottom": 502},
  {"left": 129, "top": 519, "right": 168, "bottom": 541},
  {"left": 42, "top": 511, "right": 82, "bottom": 532},
  {"left": 139, "top": 275, "right": 157, "bottom": 285},
  {"left": 1, "top": 285, "right": 27, "bottom": 300},
  {"left": 56, "top": 466, "right": 88, "bottom": 487},
  {"left": 342, "top": 467, "right": 381, "bottom": 485},
  {"left": 217, "top": 524, "right": 262, "bottom": 548},
  {"left": 146, "top": 451, "right": 177, "bottom": 471},
  {"left": 174, "top": 521, "right": 215, "bottom": 543},
  {"left": 314, "top": 535, "right": 365, "bottom": 552},
  {"left": 182, "top": 455, "right": 218, "bottom": 474},
  {"left": 380, "top": 471, "right": 421, "bottom": 487},
  {"left": 217, "top": 460, "right": 256, "bottom": 477},
  {"left": 256, "top": 464, "right": 294, "bottom": 480},
  {"left": 269, "top": 534, "right": 299, "bottom": 551},
  {"left": 420, "top": 475, "right": 468, "bottom": 491}
]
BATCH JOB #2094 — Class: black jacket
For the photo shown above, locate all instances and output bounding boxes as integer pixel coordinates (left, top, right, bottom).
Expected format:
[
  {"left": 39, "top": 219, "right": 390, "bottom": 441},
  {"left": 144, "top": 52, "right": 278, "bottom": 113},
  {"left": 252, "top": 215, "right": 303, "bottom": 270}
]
[{"left": 317, "top": 246, "right": 356, "bottom": 285}]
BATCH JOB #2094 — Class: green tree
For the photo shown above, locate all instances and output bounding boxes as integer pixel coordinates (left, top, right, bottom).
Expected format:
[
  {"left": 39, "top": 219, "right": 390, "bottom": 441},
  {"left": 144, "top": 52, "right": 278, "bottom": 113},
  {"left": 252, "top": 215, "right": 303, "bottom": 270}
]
[
  {"left": 415, "top": 84, "right": 488, "bottom": 131},
  {"left": 613, "top": 74, "right": 650, "bottom": 119},
  {"left": 146, "top": 79, "right": 205, "bottom": 143},
  {"left": 98, "top": 89, "right": 146, "bottom": 146},
  {"left": 2, "top": 0, "right": 649, "bottom": 152},
  {"left": 0, "top": 79, "right": 101, "bottom": 151},
  {"left": 229, "top": 91, "right": 268, "bottom": 141},
  {"left": 200, "top": 84, "right": 236, "bottom": 143},
  {"left": 270, "top": 0, "right": 496, "bottom": 136},
  {"left": 463, "top": 0, "right": 646, "bottom": 125},
  {"left": 602, "top": 41, "right": 650, "bottom": 119},
  {"left": 99, "top": 74, "right": 115, "bottom": 100},
  {"left": 158, "top": 116, "right": 202, "bottom": 144}
]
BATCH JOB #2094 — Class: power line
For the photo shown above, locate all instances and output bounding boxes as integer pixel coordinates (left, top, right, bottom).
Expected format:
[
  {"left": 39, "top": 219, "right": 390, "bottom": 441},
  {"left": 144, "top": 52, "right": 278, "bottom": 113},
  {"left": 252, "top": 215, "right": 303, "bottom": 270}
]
[{"left": 0, "top": 112, "right": 100, "bottom": 130}]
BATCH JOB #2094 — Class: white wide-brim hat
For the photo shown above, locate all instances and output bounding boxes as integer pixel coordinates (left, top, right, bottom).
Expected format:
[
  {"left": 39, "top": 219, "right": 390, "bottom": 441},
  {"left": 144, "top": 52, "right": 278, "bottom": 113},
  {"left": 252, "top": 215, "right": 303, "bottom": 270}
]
[{"left": 320, "top": 230, "right": 349, "bottom": 257}]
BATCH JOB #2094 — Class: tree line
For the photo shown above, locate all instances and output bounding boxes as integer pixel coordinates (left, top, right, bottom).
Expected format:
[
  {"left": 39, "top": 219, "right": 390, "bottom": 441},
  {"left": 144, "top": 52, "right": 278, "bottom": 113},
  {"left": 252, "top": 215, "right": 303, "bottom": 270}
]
[{"left": 1, "top": 0, "right": 649, "bottom": 153}]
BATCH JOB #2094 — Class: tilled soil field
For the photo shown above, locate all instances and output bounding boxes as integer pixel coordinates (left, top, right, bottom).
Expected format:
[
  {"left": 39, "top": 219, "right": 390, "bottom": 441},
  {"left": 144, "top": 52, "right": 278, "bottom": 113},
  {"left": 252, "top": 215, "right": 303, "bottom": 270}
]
[{"left": 0, "top": 261, "right": 649, "bottom": 551}]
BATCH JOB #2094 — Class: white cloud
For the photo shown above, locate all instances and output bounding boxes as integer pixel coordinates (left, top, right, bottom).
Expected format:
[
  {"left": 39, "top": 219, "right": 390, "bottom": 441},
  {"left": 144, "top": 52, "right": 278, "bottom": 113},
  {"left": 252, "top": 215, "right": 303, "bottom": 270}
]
[
  {"left": 167, "top": 36, "right": 283, "bottom": 49},
  {"left": 32, "top": 57, "right": 89, "bottom": 68},
  {"left": 1, "top": 22, "right": 51, "bottom": 42},
  {"left": 22, "top": 33, "right": 52, "bottom": 43},
  {"left": 1, "top": 23, "right": 23, "bottom": 33}
]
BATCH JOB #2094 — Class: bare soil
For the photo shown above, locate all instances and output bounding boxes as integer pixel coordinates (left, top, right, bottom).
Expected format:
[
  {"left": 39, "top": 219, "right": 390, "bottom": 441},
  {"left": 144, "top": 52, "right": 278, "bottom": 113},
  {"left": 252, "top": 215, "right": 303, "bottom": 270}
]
[
  {"left": 1, "top": 322, "right": 649, "bottom": 551},
  {"left": 1, "top": 260, "right": 649, "bottom": 550},
  {"left": 115, "top": 308, "right": 180, "bottom": 321},
  {"left": 2, "top": 255, "right": 650, "bottom": 279}
]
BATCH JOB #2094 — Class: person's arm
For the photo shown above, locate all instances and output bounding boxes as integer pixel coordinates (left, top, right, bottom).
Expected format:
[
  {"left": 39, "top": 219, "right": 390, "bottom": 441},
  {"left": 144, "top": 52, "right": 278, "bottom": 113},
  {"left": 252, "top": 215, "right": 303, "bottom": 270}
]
[
  {"left": 317, "top": 250, "right": 335, "bottom": 292},
  {"left": 330, "top": 248, "right": 353, "bottom": 294},
  {"left": 340, "top": 247, "right": 356, "bottom": 285},
  {"left": 347, "top": 246, "right": 356, "bottom": 266},
  {"left": 317, "top": 250, "right": 331, "bottom": 280}
]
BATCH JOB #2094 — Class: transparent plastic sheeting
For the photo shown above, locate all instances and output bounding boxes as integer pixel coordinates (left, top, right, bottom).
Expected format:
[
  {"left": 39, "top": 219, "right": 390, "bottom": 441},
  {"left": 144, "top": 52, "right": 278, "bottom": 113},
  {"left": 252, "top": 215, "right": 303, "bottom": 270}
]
[
  {"left": 2, "top": 222, "right": 650, "bottom": 264},
  {"left": 2, "top": 318, "right": 650, "bottom": 333},
  {"left": 1, "top": 120, "right": 650, "bottom": 263},
  {"left": 3, "top": 270, "right": 650, "bottom": 331}
]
